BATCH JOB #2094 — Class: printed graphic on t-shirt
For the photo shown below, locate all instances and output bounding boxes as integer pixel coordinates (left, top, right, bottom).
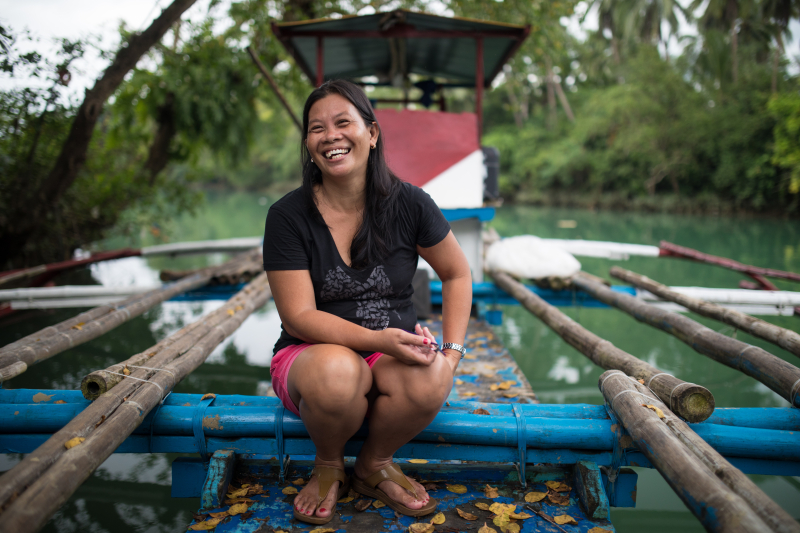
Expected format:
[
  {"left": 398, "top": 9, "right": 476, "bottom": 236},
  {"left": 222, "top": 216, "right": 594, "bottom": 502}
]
[{"left": 320, "top": 265, "right": 392, "bottom": 330}]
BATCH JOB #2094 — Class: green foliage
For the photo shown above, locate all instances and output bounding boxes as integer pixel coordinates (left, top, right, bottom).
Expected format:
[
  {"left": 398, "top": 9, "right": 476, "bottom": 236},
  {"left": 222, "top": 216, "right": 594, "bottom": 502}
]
[{"left": 768, "top": 90, "right": 800, "bottom": 194}]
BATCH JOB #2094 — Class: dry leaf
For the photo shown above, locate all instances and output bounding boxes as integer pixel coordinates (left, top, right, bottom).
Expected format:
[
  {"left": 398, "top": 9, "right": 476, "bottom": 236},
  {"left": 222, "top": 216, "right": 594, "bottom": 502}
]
[
  {"left": 472, "top": 408, "right": 491, "bottom": 415},
  {"left": 493, "top": 514, "right": 511, "bottom": 529},
  {"left": 490, "top": 384, "right": 500, "bottom": 391},
  {"left": 461, "top": 392, "right": 477, "bottom": 397},
  {"left": 123, "top": 367, "right": 130, "bottom": 376},
  {"left": 455, "top": 379, "right": 465, "bottom": 385},
  {"left": 547, "top": 493, "right": 570, "bottom": 506},
  {"left": 430, "top": 512, "right": 446, "bottom": 524},
  {"left": 464, "top": 354, "right": 477, "bottom": 360},
  {"left": 478, "top": 523, "right": 497, "bottom": 533},
  {"left": 501, "top": 523, "right": 520, "bottom": 533},
  {"left": 227, "top": 503, "right": 248, "bottom": 515},
  {"left": 545, "top": 481, "right": 571, "bottom": 492},
  {"left": 189, "top": 518, "right": 222, "bottom": 530},
  {"left": 54, "top": 400, "right": 66, "bottom": 404},
  {"left": 643, "top": 404, "right": 665, "bottom": 418},
  {"left": 227, "top": 309, "right": 235, "bottom": 316},
  {"left": 423, "top": 483, "right": 440, "bottom": 491},
  {"left": 408, "top": 459, "right": 428, "bottom": 464},
  {"left": 474, "top": 502, "right": 492, "bottom": 510},
  {"left": 408, "top": 524, "right": 434, "bottom": 533},
  {"left": 554, "top": 515, "right": 578, "bottom": 525},
  {"left": 64, "top": 437, "right": 85, "bottom": 450},
  {"left": 457, "top": 508, "right": 478, "bottom": 520},
  {"left": 524, "top": 492, "right": 546, "bottom": 503},
  {"left": 489, "top": 503, "right": 516, "bottom": 516},
  {"left": 208, "top": 512, "right": 228, "bottom": 518},
  {"left": 201, "top": 393, "right": 217, "bottom": 400},
  {"left": 291, "top": 478, "right": 306, "bottom": 485},
  {"left": 310, "top": 529, "right": 336, "bottom": 533},
  {"left": 498, "top": 380, "right": 516, "bottom": 390},
  {"left": 337, "top": 496, "right": 354, "bottom": 503},
  {"left": 227, "top": 488, "right": 248, "bottom": 499},
  {"left": 447, "top": 484, "right": 467, "bottom": 494},
  {"left": 281, "top": 486, "right": 298, "bottom": 495},
  {"left": 372, "top": 500, "right": 386, "bottom": 508},
  {"left": 509, "top": 512, "right": 532, "bottom": 520},
  {"left": 71, "top": 323, "right": 84, "bottom": 331},
  {"left": 355, "top": 499, "right": 371, "bottom": 512},
  {"left": 501, "top": 391, "right": 519, "bottom": 398},
  {"left": 483, "top": 484, "right": 500, "bottom": 498},
  {"left": 638, "top": 379, "right": 645, "bottom": 384},
  {"left": 588, "top": 528, "right": 613, "bottom": 533}
]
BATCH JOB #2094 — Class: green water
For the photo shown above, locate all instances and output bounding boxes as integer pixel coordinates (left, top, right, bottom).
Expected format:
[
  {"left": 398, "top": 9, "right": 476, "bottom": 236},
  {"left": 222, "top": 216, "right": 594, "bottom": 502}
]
[{"left": 1, "top": 191, "right": 799, "bottom": 531}]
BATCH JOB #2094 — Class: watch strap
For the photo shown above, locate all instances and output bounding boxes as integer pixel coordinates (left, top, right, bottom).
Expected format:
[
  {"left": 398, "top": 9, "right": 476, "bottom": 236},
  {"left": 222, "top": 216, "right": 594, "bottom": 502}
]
[{"left": 441, "top": 342, "right": 466, "bottom": 359}]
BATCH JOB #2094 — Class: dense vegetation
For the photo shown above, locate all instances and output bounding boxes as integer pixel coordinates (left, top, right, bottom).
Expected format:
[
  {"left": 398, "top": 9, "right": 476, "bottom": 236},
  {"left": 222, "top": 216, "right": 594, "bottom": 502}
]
[{"left": 0, "top": 0, "right": 798, "bottom": 268}]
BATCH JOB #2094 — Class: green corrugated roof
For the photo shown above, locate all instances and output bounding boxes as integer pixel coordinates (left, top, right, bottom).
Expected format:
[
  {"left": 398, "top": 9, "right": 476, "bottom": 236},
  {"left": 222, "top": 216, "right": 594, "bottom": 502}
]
[{"left": 272, "top": 10, "right": 529, "bottom": 87}]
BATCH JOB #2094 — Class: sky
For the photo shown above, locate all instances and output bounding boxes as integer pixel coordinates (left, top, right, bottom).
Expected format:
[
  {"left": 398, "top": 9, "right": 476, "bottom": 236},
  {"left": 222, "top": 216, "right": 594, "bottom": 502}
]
[{"left": 1, "top": 0, "right": 799, "bottom": 97}]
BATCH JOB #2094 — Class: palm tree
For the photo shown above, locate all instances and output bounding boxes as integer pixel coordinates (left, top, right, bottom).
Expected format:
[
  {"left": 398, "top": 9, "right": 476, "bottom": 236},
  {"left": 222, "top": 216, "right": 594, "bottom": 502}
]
[
  {"left": 691, "top": 0, "right": 755, "bottom": 83},
  {"left": 622, "top": 0, "right": 692, "bottom": 60},
  {"left": 762, "top": 0, "right": 800, "bottom": 91}
]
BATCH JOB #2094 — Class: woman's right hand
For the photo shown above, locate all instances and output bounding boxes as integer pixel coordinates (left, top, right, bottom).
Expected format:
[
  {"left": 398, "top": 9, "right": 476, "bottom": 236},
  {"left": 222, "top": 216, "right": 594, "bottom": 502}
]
[{"left": 376, "top": 327, "right": 438, "bottom": 366}]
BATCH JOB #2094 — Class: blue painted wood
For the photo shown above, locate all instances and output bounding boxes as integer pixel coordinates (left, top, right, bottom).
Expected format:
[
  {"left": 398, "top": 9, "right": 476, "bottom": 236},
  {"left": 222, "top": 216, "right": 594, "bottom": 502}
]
[
  {"left": 602, "top": 468, "right": 638, "bottom": 508},
  {"left": 572, "top": 461, "right": 610, "bottom": 519},
  {"left": 430, "top": 281, "right": 637, "bottom": 307},
  {"left": 440, "top": 207, "right": 496, "bottom": 222},
  {"left": 705, "top": 407, "right": 800, "bottom": 431},
  {"left": 172, "top": 457, "right": 208, "bottom": 498},
  {"left": 201, "top": 450, "right": 236, "bottom": 510}
]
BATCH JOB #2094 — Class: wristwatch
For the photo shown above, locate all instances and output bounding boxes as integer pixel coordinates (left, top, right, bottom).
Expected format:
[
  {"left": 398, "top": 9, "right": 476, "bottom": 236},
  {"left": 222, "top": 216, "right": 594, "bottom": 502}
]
[{"left": 441, "top": 342, "right": 466, "bottom": 359}]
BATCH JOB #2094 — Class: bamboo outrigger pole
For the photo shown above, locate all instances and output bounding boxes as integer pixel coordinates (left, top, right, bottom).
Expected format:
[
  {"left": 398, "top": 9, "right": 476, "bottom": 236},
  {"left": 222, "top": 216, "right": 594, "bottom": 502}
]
[
  {"left": 573, "top": 273, "right": 800, "bottom": 408},
  {"left": 599, "top": 370, "right": 797, "bottom": 533},
  {"left": 490, "top": 270, "right": 715, "bottom": 422},
  {"left": 0, "top": 274, "right": 271, "bottom": 533},
  {"left": 611, "top": 266, "right": 800, "bottom": 358},
  {"left": 0, "top": 248, "right": 261, "bottom": 382}
]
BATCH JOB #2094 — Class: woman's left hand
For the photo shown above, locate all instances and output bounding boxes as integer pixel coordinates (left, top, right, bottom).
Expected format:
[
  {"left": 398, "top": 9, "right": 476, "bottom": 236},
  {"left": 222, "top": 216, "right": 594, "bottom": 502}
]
[{"left": 414, "top": 324, "right": 458, "bottom": 374}]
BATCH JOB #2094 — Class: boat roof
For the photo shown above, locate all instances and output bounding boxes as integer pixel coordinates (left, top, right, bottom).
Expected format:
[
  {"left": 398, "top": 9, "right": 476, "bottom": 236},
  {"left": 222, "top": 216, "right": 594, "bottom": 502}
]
[{"left": 271, "top": 9, "right": 530, "bottom": 87}]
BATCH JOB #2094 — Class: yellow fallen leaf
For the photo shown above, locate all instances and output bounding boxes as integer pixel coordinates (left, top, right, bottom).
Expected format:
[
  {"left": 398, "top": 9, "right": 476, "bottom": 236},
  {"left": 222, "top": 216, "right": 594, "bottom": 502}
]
[
  {"left": 643, "top": 404, "right": 665, "bottom": 418},
  {"left": 455, "top": 379, "right": 464, "bottom": 385},
  {"left": 493, "top": 514, "right": 510, "bottom": 529},
  {"left": 498, "top": 380, "right": 517, "bottom": 390},
  {"left": 291, "top": 478, "right": 306, "bottom": 485},
  {"left": 483, "top": 484, "right": 499, "bottom": 498},
  {"left": 123, "top": 367, "right": 130, "bottom": 376},
  {"left": 64, "top": 437, "right": 85, "bottom": 450},
  {"left": 489, "top": 503, "right": 516, "bottom": 516},
  {"left": 227, "top": 503, "right": 248, "bottom": 515},
  {"left": 545, "top": 480, "right": 571, "bottom": 492},
  {"left": 72, "top": 323, "right": 84, "bottom": 331},
  {"left": 554, "top": 515, "right": 578, "bottom": 525},
  {"left": 502, "top": 391, "right": 519, "bottom": 398},
  {"left": 510, "top": 512, "right": 532, "bottom": 519},
  {"left": 524, "top": 491, "right": 547, "bottom": 503},
  {"left": 227, "top": 309, "right": 235, "bottom": 316},
  {"left": 372, "top": 500, "right": 386, "bottom": 508},
  {"left": 282, "top": 486, "right": 298, "bottom": 495},
  {"left": 473, "top": 408, "right": 491, "bottom": 415},
  {"left": 461, "top": 392, "right": 477, "bottom": 397},
  {"left": 490, "top": 384, "right": 500, "bottom": 391},
  {"left": 501, "top": 523, "right": 520, "bottom": 533},
  {"left": 457, "top": 508, "right": 478, "bottom": 520},
  {"left": 447, "top": 484, "right": 467, "bottom": 494},
  {"left": 430, "top": 512, "right": 446, "bottom": 525},
  {"left": 548, "top": 492, "right": 570, "bottom": 506},
  {"left": 638, "top": 379, "right": 645, "bottom": 384},
  {"left": 310, "top": 529, "right": 336, "bottom": 533},
  {"left": 464, "top": 354, "right": 477, "bottom": 360},
  {"left": 588, "top": 528, "right": 613, "bottom": 533},
  {"left": 208, "top": 512, "right": 228, "bottom": 518},
  {"left": 475, "top": 502, "right": 492, "bottom": 510},
  {"left": 240, "top": 484, "right": 250, "bottom": 488},
  {"left": 478, "top": 523, "right": 498, "bottom": 533},
  {"left": 408, "top": 459, "right": 428, "bottom": 464},
  {"left": 189, "top": 518, "right": 222, "bottom": 530},
  {"left": 227, "top": 488, "right": 248, "bottom": 499},
  {"left": 337, "top": 496, "right": 354, "bottom": 503},
  {"left": 408, "top": 524, "right": 434, "bottom": 533}
]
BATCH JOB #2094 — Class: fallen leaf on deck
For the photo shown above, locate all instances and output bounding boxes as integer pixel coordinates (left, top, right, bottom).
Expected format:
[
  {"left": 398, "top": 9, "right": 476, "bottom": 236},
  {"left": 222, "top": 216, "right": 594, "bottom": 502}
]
[
  {"left": 348, "top": 489, "right": 358, "bottom": 498},
  {"left": 310, "top": 529, "right": 335, "bottom": 533},
  {"left": 474, "top": 502, "right": 492, "bottom": 511},
  {"left": 246, "top": 484, "right": 265, "bottom": 495},
  {"left": 72, "top": 323, "right": 84, "bottom": 331},
  {"left": 189, "top": 518, "right": 222, "bottom": 530},
  {"left": 489, "top": 503, "right": 516, "bottom": 516},
  {"left": 524, "top": 491, "right": 546, "bottom": 503},
  {"left": 464, "top": 354, "right": 477, "bottom": 360},
  {"left": 123, "top": 367, "right": 130, "bottom": 375},
  {"left": 547, "top": 493, "right": 570, "bottom": 506},
  {"left": 498, "top": 380, "right": 517, "bottom": 390},
  {"left": 372, "top": 500, "right": 386, "bottom": 508},
  {"left": 223, "top": 498, "right": 254, "bottom": 505},
  {"left": 408, "top": 524, "right": 434, "bottom": 533},
  {"left": 227, "top": 488, "right": 248, "bottom": 499},
  {"left": 430, "top": 512, "right": 446, "bottom": 524},
  {"left": 643, "top": 404, "right": 665, "bottom": 418},
  {"left": 208, "top": 512, "right": 228, "bottom": 518},
  {"left": 457, "top": 508, "right": 478, "bottom": 520},
  {"left": 554, "top": 515, "right": 578, "bottom": 525},
  {"left": 501, "top": 523, "right": 520, "bottom": 533},
  {"left": 408, "top": 459, "right": 428, "bottom": 463},
  {"left": 545, "top": 481, "right": 571, "bottom": 492},
  {"left": 483, "top": 484, "right": 499, "bottom": 498},
  {"left": 478, "top": 523, "right": 498, "bottom": 533},
  {"left": 455, "top": 379, "right": 465, "bottom": 385},
  {"left": 637, "top": 379, "right": 645, "bottom": 384},
  {"left": 461, "top": 392, "right": 477, "bottom": 397},
  {"left": 281, "top": 486, "right": 298, "bottom": 495},
  {"left": 492, "top": 514, "right": 510, "bottom": 529},
  {"left": 447, "top": 484, "right": 468, "bottom": 494},
  {"left": 472, "top": 408, "right": 491, "bottom": 415},
  {"left": 64, "top": 437, "right": 85, "bottom": 450},
  {"left": 490, "top": 384, "right": 500, "bottom": 391},
  {"left": 291, "top": 478, "right": 306, "bottom": 485},
  {"left": 423, "top": 483, "right": 439, "bottom": 491},
  {"left": 227, "top": 309, "right": 235, "bottom": 316},
  {"left": 337, "top": 496, "right": 354, "bottom": 503},
  {"left": 54, "top": 400, "right": 66, "bottom": 404},
  {"left": 502, "top": 391, "right": 519, "bottom": 398},
  {"left": 227, "top": 503, "right": 248, "bottom": 515},
  {"left": 355, "top": 499, "right": 372, "bottom": 511},
  {"left": 588, "top": 528, "right": 613, "bottom": 533}
]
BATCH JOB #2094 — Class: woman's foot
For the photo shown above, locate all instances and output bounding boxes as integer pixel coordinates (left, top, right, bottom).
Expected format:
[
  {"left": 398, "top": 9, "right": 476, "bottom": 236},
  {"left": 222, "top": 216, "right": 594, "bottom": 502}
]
[
  {"left": 353, "top": 457, "right": 430, "bottom": 510},
  {"left": 293, "top": 463, "right": 347, "bottom": 521}
]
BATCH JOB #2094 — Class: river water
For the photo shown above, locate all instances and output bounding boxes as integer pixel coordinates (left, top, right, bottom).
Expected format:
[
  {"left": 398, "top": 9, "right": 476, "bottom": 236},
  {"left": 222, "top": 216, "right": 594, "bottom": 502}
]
[{"left": 1, "top": 191, "right": 798, "bottom": 532}]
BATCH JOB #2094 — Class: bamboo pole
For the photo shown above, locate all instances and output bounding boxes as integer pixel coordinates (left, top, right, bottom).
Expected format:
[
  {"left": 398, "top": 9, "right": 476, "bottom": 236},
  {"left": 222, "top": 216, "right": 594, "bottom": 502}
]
[
  {"left": 611, "top": 266, "right": 800, "bottom": 358},
  {"left": 598, "top": 371, "right": 772, "bottom": 532},
  {"left": 599, "top": 370, "right": 798, "bottom": 533},
  {"left": 572, "top": 273, "right": 800, "bottom": 408},
  {"left": 0, "top": 274, "right": 270, "bottom": 531},
  {"left": 0, "top": 248, "right": 260, "bottom": 382},
  {"left": 490, "top": 270, "right": 715, "bottom": 422}
]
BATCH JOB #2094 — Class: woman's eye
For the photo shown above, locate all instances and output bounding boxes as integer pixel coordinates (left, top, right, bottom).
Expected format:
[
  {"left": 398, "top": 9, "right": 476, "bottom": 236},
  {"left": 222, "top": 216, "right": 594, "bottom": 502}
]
[
  {"left": 337, "top": 121, "right": 350, "bottom": 127},
  {"left": 309, "top": 126, "right": 323, "bottom": 133}
]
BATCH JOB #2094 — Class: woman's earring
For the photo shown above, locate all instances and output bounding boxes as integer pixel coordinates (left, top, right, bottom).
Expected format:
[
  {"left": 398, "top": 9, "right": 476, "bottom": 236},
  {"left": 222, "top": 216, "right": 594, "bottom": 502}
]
[{"left": 310, "top": 158, "right": 314, "bottom": 162}]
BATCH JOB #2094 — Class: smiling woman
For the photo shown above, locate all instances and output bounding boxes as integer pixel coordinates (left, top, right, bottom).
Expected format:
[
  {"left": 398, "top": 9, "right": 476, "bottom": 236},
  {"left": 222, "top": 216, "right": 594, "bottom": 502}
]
[{"left": 262, "top": 79, "right": 472, "bottom": 526}]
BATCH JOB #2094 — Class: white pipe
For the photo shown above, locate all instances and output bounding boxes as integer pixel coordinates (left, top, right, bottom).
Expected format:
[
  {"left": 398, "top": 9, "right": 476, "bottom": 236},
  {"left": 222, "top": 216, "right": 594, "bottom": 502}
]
[
  {"left": 637, "top": 287, "right": 800, "bottom": 306},
  {"left": 0, "top": 285, "right": 159, "bottom": 302},
  {"left": 542, "top": 239, "right": 660, "bottom": 260},
  {"left": 9, "top": 297, "right": 135, "bottom": 309},
  {"left": 141, "top": 237, "right": 262, "bottom": 257}
]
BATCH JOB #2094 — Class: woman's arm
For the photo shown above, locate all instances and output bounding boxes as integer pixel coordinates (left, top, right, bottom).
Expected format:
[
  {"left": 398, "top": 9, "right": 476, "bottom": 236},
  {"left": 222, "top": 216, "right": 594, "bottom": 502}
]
[
  {"left": 418, "top": 231, "right": 472, "bottom": 373},
  {"left": 267, "top": 269, "right": 436, "bottom": 365}
]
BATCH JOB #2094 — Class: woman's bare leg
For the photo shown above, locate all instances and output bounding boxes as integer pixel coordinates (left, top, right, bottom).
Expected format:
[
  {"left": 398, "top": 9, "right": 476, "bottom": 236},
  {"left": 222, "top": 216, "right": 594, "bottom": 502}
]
[
  {"left": 287, "top": 345, "right": 372, "bottom": 520},
  {"left": 354, "top": 353, "right": 453, "bottom": 510}
]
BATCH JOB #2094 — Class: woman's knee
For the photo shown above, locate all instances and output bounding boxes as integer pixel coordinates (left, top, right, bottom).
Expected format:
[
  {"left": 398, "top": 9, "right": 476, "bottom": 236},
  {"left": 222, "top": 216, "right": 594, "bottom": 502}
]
[
  {"left": 381, "top": 356, "right": 452, "bottom": 414},
  {"left": 290, "top": 345, "right": 372, "bottom": 410}
]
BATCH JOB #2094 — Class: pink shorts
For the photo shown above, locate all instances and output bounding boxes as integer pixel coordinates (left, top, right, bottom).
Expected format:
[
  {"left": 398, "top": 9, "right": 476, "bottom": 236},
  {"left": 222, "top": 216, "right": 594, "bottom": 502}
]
[{"left": 270, "top": 343, "right": 383, "bottom": 417}]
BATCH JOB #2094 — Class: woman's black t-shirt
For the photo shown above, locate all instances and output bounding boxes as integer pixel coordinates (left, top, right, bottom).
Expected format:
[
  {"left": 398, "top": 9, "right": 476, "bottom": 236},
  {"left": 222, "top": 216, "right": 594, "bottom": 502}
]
[{"left": 262, "top": 182, "right": 451, "bottom": 357}]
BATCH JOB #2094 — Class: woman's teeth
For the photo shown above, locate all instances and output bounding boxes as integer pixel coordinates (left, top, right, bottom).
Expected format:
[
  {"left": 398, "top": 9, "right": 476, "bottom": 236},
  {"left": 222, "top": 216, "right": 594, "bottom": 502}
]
[{"left": 324, "top": 148, "right": 350, "bottom": 160}]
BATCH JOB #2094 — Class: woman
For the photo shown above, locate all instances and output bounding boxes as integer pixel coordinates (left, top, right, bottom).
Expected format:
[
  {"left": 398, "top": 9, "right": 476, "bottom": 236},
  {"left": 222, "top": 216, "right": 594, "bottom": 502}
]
[{"left": 263, "top": 79, "right": 472, "bottom": 526}]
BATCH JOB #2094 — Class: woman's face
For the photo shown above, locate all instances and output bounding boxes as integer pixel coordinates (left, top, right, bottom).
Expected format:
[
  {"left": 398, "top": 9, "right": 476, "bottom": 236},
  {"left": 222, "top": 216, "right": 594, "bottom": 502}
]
[{"left": 305, "top": 94, "right": 378, "bottom": 183}]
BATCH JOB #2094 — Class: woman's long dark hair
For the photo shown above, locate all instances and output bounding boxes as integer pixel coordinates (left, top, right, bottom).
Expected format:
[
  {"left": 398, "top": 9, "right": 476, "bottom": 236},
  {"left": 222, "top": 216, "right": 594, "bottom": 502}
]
[{"left": 301, "top": 79, "right": 401, "bottom": 271}]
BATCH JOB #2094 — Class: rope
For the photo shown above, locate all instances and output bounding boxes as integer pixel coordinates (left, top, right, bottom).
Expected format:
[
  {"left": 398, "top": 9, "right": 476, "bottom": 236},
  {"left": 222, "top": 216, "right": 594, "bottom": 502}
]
[
  {"left": 609, "top": 388, "right": 657, "bottom": 412},
  {"left": 790, "top": 378, "right": 800, "bottom": 408},
  {"left": 646, "top": 372, "right": 670, "bottom": 388},
  {"left": 126, "top": 365, "right": 176, "bottom": 391},
  {"left": 106, "top": 371, "right": 165, "bottom": 400}
]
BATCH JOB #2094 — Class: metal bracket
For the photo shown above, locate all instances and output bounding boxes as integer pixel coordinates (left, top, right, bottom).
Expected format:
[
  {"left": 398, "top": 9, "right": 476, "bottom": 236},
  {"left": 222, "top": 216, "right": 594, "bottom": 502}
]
[
  {"left": 192, "top": 395, "right": 216, "bottom": 463},
  {"left": 513, "top": 404, "right": 527, "bottom": 488}
]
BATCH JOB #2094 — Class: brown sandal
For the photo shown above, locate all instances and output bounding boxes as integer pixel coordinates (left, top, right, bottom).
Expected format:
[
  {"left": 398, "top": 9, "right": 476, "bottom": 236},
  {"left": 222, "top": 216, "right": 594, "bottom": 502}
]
[
  {"left": 351, "top": 463, "right": 437, "bottom": 517},
  {"left": 292, "top": 465, "right": 350, "bottom": 525}
]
